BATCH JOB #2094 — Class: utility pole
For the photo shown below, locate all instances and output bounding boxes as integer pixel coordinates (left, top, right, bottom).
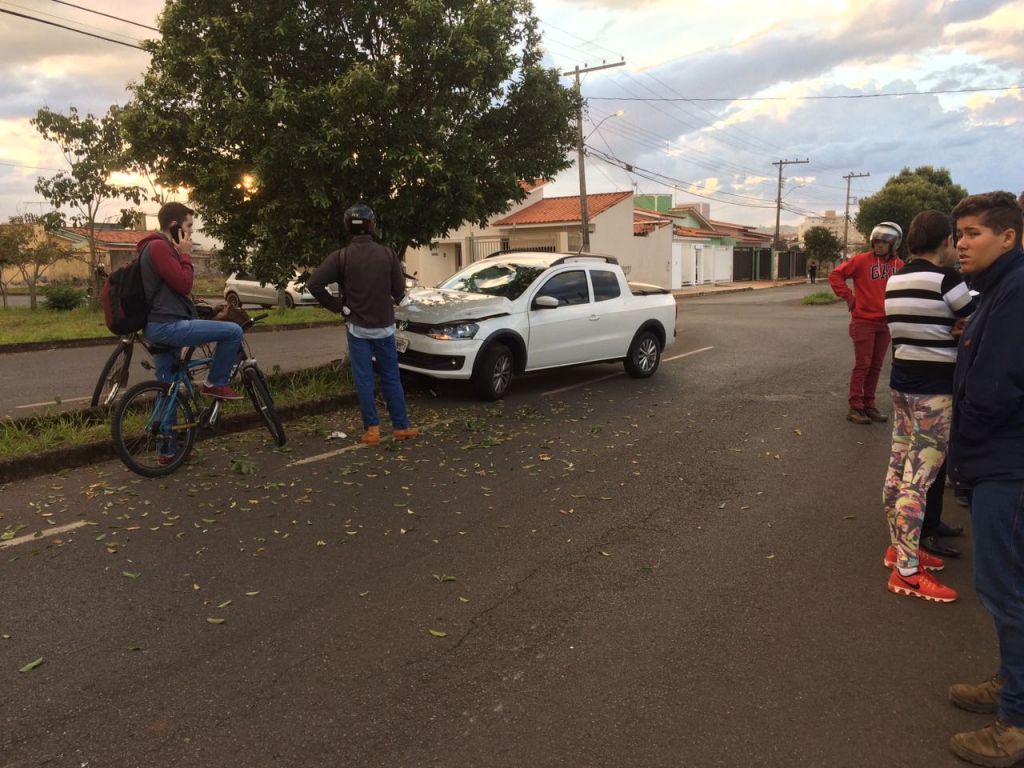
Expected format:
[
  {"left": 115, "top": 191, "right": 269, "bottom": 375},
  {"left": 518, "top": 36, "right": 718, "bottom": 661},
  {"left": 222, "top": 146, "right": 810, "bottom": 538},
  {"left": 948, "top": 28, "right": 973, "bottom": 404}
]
[
  {"left": 563, "top": 60, "right": 626, "bottom": 252},
  {"left": 772, "top": 158, "right": 809, "bottom": 279},
  {"left": 842, "top": 171, "right": 870, "bottom": 258}
]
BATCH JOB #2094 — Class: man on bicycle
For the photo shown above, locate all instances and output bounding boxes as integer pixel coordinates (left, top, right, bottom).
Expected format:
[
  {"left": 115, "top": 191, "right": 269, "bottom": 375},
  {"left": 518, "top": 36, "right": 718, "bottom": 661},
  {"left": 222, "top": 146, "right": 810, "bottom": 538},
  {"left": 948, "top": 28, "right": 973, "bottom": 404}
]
[{"left": 140, "top": 202, "right": 244, "bottom": 400}]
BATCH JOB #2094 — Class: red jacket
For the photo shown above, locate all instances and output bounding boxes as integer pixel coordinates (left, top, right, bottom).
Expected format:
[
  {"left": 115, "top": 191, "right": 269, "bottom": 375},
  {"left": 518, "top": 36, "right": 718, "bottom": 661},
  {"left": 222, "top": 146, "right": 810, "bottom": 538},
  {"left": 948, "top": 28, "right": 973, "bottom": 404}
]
[{"left": 829, "top": 250, "right": 904, "bottom": 322}]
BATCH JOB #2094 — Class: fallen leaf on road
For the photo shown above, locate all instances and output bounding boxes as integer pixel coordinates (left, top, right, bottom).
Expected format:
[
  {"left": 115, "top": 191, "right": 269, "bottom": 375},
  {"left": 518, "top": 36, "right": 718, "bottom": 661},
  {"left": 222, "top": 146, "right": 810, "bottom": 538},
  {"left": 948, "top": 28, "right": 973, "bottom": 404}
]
[
  {"left": 245, "top": 591, "right": 260, "bottom": 597},
  {"left": 766, "top": 554, "right": 776, "bottom": 560},
  {"left": 217, "top": 600, "right": 232, "bottom": 609},
  {"left": 718, "top": 502, "right": 727, "bottom": 509},
  {"left": 122, "top": 571, "right": 141, "bottom": 579},
  {"left": 794, "top": 429, "right": 803, "bottom": 436},
  {"left": 600, "top": 551, "right": 611, "bottom": 557},
  {"left": 206, "top": 618, "right": 225, "bottom": 625},
  {"left": 19, "top": 657, "right": 44, "bottom": 673},
  {"left": 428, "top": 629, "right": 448, "bottom": 638},
  {"left": 843, "top": 515, "right": 856, "bottom": 520},
  {"left": 359, "top": 591, "right": 369, "bottom": 597},
  {"left": 458, "top": 597, "right": 470, "bottom": 603},
  {"left": 127, "top": 644, "right": 144, "bottom": 652}
]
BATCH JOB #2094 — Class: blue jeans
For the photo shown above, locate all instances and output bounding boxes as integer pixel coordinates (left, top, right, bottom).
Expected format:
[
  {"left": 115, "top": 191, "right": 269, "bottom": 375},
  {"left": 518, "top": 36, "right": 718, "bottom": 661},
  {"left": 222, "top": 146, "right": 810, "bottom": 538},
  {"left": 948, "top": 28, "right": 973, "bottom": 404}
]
[
  {"left": 971, "top": 479, "right": 1024, "bottom": 726},
  {"left": 145, "top": 319, "right": 243, "bottom": 386},
  {"left": 346, "top": 331, "right": 409, "bottom": 429}
]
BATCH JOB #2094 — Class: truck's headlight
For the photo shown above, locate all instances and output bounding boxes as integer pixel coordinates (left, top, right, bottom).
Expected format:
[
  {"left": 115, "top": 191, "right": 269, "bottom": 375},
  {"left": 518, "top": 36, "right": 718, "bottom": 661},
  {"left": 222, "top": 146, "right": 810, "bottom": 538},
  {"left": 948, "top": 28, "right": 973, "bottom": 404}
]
[{"left": 427, "top": 322, "right": 479, "bottom": 340}]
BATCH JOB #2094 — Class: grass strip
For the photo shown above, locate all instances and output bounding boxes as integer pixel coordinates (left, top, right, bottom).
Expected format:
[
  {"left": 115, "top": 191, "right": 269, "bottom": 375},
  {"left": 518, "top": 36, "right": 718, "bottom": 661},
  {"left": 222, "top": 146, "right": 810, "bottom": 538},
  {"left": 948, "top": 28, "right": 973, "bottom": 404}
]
[
  {"left": 0, "top": 306, "right": 339, "bottom": 345},
  {"left": 802, "top": 291, "right": 841, "bottom": 306},
  {"left": 0, "top": 364, "right": 353, "bottom": 460}
]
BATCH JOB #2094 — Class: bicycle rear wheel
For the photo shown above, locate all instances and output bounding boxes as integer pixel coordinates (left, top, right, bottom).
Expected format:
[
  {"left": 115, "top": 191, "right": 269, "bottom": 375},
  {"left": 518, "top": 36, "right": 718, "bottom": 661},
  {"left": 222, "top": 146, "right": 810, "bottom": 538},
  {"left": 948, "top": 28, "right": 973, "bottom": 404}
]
[
  {"left": 241, "top": 366, "right": 286, "bottom": 446},
  {"left": 91, "top": 342, "right": 133, "bottom": 412},
  {"left": 111, "top": 381, "right": 198, "bottom": 477}
]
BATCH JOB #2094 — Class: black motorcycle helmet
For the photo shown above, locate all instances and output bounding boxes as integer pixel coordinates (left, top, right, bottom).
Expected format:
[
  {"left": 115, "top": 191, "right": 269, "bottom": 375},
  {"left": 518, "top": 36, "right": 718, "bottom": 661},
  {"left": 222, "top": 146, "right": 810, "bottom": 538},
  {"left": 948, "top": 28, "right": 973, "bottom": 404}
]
[{"left": 344, "top": 202, "right": 377, "bottom": 237}]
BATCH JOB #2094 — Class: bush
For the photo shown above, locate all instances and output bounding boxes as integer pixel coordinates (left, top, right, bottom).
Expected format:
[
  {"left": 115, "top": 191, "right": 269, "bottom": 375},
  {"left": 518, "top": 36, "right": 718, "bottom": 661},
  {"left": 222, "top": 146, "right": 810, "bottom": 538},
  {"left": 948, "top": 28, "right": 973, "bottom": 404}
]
[{"left": 42, "top": 283, "right": 86, "bottom": 311}]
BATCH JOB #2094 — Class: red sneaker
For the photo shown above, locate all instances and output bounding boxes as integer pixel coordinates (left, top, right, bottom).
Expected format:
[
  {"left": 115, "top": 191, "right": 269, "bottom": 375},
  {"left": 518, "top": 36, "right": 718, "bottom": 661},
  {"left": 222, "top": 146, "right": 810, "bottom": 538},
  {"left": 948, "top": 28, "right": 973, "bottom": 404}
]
[
  {"left": 884, "top": 545, "right": 944, "bottom": 572},
  {"left": 887, "top": 568, "right": 958, "bottom": 602},
  {"left": 201, "top": 383, "right": 243, "bottom": 401}
]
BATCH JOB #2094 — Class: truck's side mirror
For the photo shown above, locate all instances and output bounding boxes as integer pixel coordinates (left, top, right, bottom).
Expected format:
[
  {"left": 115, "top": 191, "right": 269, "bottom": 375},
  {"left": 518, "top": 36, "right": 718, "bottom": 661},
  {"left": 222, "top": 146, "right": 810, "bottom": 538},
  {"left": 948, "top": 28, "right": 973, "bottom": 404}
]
[{"left": 533, "top": 295, "right": 559, "bottom": 310}]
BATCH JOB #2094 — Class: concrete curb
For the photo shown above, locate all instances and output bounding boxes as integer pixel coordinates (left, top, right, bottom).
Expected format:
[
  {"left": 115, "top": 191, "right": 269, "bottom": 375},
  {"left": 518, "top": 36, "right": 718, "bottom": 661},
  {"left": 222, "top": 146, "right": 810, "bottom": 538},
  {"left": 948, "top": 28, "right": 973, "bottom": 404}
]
[
  {"left": 0, "top": 392, "right": 360, "bottom": 485},
  {"left": 0, "top": 319, "right": 340, "bottom": 355}
]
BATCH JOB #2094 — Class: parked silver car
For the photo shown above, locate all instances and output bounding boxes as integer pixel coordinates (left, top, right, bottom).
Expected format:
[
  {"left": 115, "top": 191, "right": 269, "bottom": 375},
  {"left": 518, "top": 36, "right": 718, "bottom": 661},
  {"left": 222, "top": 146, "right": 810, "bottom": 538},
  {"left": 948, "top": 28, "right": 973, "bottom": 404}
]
[{"left": 223, "top": 271, "right": 337, "bottom": 309}]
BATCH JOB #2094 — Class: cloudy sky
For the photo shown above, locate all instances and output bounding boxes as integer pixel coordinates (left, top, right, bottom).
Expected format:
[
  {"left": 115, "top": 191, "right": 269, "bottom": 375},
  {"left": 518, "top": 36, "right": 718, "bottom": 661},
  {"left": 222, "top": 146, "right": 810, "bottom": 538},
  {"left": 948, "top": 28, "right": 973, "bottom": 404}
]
[{"left": 1, "top": 0, "right": 1022, "bottom": 229}]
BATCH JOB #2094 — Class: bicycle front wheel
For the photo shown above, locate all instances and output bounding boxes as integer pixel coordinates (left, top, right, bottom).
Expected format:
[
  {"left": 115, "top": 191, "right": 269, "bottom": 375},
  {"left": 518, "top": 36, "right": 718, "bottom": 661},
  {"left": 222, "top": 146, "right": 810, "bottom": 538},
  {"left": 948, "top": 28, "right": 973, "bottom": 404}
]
[
  {"left": 111, "top": 381, "right": 198, "bottom": 477},
  {"left": 91, "top": 342, "right": 133, "bottom": 412},
  {"left": 241, "top": 366, "right": 286, "bottom": 446}
]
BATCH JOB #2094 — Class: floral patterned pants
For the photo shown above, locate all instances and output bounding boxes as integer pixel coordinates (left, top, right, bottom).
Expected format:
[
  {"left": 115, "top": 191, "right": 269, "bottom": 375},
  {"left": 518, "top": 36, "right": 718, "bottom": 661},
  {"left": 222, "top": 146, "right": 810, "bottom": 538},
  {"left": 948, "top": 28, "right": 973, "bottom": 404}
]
[{"left": 882, "top": 390, "right": 953, "bottom": 569}]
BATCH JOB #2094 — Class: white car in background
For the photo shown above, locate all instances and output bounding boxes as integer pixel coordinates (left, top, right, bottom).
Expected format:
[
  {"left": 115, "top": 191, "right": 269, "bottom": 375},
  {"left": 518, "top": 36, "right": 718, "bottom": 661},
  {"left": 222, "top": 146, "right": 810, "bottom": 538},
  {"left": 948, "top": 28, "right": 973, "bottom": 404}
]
[
  {"left": 394, "top": 252, "right": 678, "bottom": 399},
  {"left": 223, "top": 270, "right": 337, "bottom": 309}
]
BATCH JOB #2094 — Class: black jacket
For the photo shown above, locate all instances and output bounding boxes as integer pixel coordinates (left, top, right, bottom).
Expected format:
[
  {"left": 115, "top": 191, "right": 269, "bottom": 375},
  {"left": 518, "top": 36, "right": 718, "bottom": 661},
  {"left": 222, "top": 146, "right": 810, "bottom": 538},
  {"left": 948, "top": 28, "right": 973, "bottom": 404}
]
[
  {"left": 949, "top": 247, "right": 1024, "bottom": 487},
  {"left": 308, "top": 235, "right": 405, "bottom": 329}
]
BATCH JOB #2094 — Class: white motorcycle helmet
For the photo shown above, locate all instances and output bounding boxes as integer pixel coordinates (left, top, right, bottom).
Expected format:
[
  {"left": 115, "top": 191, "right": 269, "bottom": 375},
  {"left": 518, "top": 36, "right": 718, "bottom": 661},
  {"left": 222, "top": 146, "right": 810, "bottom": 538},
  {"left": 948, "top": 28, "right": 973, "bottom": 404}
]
[{"left": 869, "top": 221, "right": 903, "bottom": 252}]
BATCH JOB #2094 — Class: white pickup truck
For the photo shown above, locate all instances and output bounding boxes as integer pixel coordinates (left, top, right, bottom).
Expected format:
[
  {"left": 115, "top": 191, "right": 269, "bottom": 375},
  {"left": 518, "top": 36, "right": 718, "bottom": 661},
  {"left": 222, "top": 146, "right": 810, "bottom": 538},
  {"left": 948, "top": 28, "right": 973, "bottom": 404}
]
[{"left": 394, "top": 252, "right": 678, "bottom": 399}]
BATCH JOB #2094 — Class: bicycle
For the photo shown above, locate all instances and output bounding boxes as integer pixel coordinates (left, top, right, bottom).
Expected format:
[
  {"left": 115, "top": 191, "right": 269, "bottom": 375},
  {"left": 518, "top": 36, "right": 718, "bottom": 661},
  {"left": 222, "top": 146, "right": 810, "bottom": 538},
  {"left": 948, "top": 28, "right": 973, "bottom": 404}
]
[
  {"left": 110, "top": 313, "right": 286, "bottom": 477},
  {"left": 91, "top": 332, "right": 214, "bottom": 413}
]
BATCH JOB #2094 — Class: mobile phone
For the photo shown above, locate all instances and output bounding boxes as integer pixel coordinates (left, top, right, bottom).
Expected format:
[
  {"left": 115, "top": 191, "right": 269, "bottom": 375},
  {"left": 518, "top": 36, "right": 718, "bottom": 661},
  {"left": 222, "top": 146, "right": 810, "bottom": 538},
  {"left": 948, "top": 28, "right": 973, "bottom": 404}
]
[{"left": 169, "top": 223, "right": 182, "bottom": 243}]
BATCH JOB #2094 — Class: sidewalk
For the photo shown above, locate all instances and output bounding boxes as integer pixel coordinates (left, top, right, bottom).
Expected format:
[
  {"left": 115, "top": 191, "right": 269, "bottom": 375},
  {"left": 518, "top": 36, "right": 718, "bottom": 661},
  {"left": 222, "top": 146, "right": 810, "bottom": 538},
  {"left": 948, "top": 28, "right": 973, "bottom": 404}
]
[{"left": 672, "top": 278, "right": 810, "bottom": 299}]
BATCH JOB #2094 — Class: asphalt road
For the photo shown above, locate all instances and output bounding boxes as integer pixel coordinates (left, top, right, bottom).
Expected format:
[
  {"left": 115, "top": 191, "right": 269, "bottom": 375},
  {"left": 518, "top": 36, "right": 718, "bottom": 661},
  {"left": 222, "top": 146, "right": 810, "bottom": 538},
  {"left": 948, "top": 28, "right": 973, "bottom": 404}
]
[
  {"left": 0, "top": 324, "right": 347, "bottom": 420},
  {"left": 0, "top": 284, "right": 991, "bottom": 768}
]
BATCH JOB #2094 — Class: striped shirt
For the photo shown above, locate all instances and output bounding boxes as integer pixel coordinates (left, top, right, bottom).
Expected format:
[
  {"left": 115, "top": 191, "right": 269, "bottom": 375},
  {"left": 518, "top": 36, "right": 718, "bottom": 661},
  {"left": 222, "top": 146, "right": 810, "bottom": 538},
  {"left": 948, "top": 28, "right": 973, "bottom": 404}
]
[{"left": 885, "top": 260, "right": 975, "bottom": 392}]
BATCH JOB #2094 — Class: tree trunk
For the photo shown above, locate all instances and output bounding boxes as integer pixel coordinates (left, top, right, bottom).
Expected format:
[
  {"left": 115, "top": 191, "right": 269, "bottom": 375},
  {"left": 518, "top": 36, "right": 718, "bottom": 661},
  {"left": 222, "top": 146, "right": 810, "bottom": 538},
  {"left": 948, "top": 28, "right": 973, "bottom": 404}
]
[{"left": 0, "top": 282, "right": 7, "bottom": 309}]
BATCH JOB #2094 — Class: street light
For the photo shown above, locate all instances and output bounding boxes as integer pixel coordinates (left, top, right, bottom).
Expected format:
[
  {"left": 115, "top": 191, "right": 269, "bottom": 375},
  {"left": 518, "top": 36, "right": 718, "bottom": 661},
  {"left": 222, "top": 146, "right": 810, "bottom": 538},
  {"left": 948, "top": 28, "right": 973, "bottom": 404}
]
[{"left": 584, "top": 110, "right": 624, "bottom": 142}]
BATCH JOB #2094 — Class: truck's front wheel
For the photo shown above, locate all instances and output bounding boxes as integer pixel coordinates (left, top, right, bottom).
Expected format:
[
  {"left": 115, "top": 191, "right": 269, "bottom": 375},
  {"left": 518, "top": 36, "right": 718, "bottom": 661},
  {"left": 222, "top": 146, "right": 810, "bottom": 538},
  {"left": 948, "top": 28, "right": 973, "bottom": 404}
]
[
  {"left": 624, "top": 330, "right": 661, "bottom": 378},
  {"left": 473, "top": 343, "right": 513, "bottom": 400}
]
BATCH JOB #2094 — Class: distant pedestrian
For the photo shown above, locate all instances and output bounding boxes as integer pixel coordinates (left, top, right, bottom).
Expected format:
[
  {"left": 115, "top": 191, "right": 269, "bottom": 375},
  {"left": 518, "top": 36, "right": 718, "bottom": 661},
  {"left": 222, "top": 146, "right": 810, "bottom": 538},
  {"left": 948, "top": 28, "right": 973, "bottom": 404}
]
[
  {"left": 946, "top": 191, "right": 1024, "bottom": 766},
  {"left": 308, "top": 203, "right": 419, "bottom": 446},
  {"left": 881, "top": 210, "right": 973, "bottom": 604},
  {"left": 829, "top": 221, "right": 905, "bottom": 425},
  {"left": 808, "top": 261, "right": 818, "bottom": 284}
]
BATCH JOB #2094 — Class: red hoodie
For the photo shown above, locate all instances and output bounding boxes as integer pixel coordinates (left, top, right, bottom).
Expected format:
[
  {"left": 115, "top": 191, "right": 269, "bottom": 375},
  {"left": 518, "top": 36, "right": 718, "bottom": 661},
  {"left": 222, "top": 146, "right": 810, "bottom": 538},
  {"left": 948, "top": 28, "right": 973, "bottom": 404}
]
[{"left": 829, "top": 250, "right": 904, "bottom": 323}]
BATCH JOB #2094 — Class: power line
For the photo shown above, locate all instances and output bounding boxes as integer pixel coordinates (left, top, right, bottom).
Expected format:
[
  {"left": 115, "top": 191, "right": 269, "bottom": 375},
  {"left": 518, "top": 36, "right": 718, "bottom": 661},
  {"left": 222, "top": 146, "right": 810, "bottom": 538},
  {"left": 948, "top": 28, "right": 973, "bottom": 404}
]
[
  {"left": 0, "top": 160, "right": 67, "bottom": 173},
  {"left": 1, "top": 0, "right": 144, "bottom": 45},
  {"left": 50, "top": 0, "right": 159, "bottom": 32},
  {"left": 587, "top": 85, "right": 1023, "bottom": 103},
  {"left": 0, "top": 8, "right": 146, "bottom": 49}
]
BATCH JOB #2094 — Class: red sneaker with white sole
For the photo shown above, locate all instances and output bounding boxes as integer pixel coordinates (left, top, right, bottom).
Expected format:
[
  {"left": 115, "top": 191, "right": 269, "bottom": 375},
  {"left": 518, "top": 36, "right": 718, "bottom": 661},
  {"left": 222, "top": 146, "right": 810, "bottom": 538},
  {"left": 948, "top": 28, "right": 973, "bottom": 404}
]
[
  {"left": 884, "top": 545, "right": 944, "bottom": 572},
  {"left": 887, "top": 568, "right": 958, "bottom": 602}
]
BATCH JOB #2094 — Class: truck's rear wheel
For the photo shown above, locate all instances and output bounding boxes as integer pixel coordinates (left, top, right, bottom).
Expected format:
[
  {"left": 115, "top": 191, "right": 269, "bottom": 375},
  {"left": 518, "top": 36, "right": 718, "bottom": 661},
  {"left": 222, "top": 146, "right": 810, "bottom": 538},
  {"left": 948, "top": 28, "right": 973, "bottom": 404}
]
[
  {"left": 624, "top": 330, "right": 661, "bottom": 378},
  {"left": 472, "top": 343, "right": 513, "bottom": 400}
]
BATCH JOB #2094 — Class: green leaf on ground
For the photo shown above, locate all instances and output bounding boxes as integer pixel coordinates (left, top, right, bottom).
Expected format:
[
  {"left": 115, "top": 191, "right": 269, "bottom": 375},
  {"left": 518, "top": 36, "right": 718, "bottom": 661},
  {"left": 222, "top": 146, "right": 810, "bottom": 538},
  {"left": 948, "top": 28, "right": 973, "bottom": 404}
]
[
  {"left": 122, "top": 571, "right": 141, "bottom": 579},
  {"left": 19, "top": 657, "right": 44, "bottom": 673},
  {"left": 428, "top": 629, "right": 448, "bottom": 638},
  {"left": 207, "top": 617, "right": 225, "bottom": 625}
]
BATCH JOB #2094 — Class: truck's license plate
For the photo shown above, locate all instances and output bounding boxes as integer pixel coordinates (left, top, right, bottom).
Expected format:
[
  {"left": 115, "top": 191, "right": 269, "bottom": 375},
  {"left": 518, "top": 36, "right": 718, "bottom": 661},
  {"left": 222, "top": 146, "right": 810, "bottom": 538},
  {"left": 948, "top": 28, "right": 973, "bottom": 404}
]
[{"left": 395, "top": 335, "right": 409, "bottom": 353}]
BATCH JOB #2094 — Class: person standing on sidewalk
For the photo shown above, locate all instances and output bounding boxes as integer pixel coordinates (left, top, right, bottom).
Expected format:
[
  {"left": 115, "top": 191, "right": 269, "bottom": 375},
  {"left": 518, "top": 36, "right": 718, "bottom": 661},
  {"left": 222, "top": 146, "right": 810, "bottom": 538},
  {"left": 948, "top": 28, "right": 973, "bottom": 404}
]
[
  {"left": 945, "top": 191, "right": 1024, "bottom": 767},
  {"left": 308, "top": 203, "right": 418, "bottom": 446},
  {"left": 881, "top": 210, "right": 973, "bottom": 604},
  {"left": 829, "top": 221, "right": 905, "bottom": 424}
]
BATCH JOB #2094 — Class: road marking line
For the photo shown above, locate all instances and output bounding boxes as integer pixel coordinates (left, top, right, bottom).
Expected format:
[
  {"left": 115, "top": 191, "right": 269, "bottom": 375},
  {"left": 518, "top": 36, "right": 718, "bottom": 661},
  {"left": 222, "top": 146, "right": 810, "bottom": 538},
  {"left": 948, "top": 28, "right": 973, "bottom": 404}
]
[
  {"left": 15, "top": 396, "right": 91, "bottom": 410},
  {"left": 663, "top": 345, "right": 714, "bottom": 362},
  {"left": 541, "top": 346, "right": 714, "bottom": 397},
  {"left": 0, "top": 520, "right": 88, "bottom": 550},
  {"left": 286, "top": 417, "right": 460, "bottom": 467},
  {"left": 543, "top": 373, "right": 623, "bottom": 397}
]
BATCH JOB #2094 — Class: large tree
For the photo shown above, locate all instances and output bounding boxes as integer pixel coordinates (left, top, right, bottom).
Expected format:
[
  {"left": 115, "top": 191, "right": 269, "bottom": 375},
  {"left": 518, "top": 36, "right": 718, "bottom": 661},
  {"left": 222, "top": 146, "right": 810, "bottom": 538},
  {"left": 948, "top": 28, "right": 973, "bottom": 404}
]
[
  {"left": 122, "top": 0, "right": 580, "bottom": 282},
  {"left": 855, "top": 166, "right": 967, "bottom": 250},
  {"left": 32, "top": 106, "right": 145, "bottom": 303},
  {"left": 4, "top": 215, "right": 74, "bottom": 309}
]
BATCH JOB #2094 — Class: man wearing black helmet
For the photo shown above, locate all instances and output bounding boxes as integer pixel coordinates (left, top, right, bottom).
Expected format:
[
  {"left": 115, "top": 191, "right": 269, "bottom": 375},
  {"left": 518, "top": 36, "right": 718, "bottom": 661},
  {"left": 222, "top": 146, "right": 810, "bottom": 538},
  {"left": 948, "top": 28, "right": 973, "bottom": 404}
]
[
  {"left": 308, "top": 203, "right": 418, "bottom": 446},
  {"left": 829, "top": 221, "right": 905, "bottom": 425}
]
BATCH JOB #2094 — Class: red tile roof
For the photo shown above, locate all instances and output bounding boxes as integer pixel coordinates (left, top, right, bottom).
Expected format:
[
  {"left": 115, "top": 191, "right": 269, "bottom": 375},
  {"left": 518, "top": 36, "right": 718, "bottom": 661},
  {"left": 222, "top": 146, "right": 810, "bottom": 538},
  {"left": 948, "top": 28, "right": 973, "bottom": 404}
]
[
  {"left": 65, "top": 227, "right": 151, "bottom": 247},
  {"left": 674, "top": 226, "right": 719, "bottom": 238},
  {"left": 493, "top": 192, "right": 632, "bottom": 227},
  {"left": 633, "top": 209, "right": 672, "bottom": 236}
]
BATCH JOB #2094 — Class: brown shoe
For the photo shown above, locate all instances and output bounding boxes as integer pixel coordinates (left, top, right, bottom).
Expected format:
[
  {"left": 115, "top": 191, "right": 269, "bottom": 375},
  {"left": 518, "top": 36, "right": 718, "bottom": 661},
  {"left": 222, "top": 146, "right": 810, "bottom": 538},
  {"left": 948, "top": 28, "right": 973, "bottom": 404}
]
[
  {"left": 392, "top": 427, "right": 420, "bottom": 441},
  {"left": 951, "top": 675, "right": 1005, "bottom": 714},
  {"left": 847, "top": 408, "right": 872, "bottom": 425},
  {"left": 864, "top": 406, "right": 888, "bottom": 423},
  {"left": 360, "top": 426, "right": 381, "bottom": 445},
  {"left": 950, "top": 719, "right": 1024, "bottom": 767}
]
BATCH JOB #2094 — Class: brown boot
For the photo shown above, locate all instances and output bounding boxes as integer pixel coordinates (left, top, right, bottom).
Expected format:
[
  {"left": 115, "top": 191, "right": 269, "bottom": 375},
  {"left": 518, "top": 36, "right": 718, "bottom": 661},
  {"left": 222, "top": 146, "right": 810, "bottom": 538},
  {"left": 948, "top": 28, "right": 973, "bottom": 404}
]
[
  {"left": 864, "top": 406, "right": 888, "bottom": 423},
  {"left": 847, "top": 408, "right": 872, "bottom": 425},
  {"left": 950, "top": 719, "right": 1024, "bottom": 767},
  {"left": 392, "top": 427, "right": 420, "bottom": 441},
  {"left": 360, "top": 426, "right": 381, "bottom": 445},
  {"left": 951, "top": 675, "right": 1005, "bottom": 714}
]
